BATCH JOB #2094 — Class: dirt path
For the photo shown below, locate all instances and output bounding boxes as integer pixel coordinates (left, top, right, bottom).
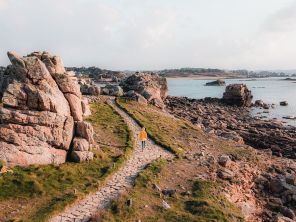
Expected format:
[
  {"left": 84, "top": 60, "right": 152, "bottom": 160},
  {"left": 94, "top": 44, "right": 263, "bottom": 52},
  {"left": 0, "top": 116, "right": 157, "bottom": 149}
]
[{"left": 49, "top": 99, "right": 174, "bottom": 222}]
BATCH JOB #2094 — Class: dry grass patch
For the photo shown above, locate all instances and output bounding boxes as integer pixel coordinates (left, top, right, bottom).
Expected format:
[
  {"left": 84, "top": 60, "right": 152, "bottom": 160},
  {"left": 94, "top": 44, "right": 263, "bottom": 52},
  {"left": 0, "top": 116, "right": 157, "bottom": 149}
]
[{"left": 101, "top": 159, "right": 244, "bottom": 222}]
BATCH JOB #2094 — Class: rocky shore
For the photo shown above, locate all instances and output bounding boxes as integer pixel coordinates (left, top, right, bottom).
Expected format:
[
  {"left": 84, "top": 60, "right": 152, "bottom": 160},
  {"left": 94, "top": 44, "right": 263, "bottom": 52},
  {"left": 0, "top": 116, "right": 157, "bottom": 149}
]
[
  {"left": 165, "top": 96, "right": 296, "bottom": 159},
  {"left": 163, "top": 86, "right": 296, "bottom": 221}
]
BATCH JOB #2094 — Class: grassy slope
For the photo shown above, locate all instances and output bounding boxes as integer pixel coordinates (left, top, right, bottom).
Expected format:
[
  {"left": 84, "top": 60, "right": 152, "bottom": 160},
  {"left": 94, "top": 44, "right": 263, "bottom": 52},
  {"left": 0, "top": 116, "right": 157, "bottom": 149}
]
[
  {"left": 117, "top": 99, "right": 257, "bottom": 163},
  {"left": 0, "top": 101, "right": 133, "bottom": 222},
  {"left": 116, "top": 98, "right": 202, "bottom": 157},
  {"left": 101, "top": 99, "right": 259, "bottom": 221},
  {"left": 101, "top": 159, "right": 244, "bottom": 222}
]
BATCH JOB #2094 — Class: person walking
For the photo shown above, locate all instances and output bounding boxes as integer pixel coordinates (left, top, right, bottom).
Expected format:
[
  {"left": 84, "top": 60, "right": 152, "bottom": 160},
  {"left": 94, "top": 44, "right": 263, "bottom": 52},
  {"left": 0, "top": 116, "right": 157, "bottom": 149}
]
[{"left": 139, "top": 127, "right": 147, "bottom": 151}]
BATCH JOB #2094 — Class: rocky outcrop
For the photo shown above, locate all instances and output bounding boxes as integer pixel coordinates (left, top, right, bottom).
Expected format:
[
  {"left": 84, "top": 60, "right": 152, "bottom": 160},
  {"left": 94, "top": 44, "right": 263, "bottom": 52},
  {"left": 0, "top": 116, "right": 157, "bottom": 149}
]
[
  {"left": 222, "top": 84, "right": 253, "bottom": 107},
  {"left": 79, "top": 78, "right": 100, "bottom": 96},
  {"left": 255, "top": 163, "right": 296, "bottom": 221},
  {"left": 254, "top": 100, "right": 270, "bottom": 109},
  {"left": 205, "top": 79, "right": 226, "bottom": 86},
  {"left": 0, "top": 67, "right": 6, "bottom": 98},
  {"left": 280, "top": 101, "right": 288, "bottom": 106},
  {"left": 0, "top": 51, "right": 94, "bottom": 166},
  {"left": 67, "top": 67, "right": 127, "bottom": 83},
  {"left": 123, "top": 90, "right": 148, "bottom": 105},
  {"left": 101, "top": 84, "right": 124, "bottom": 97},
  {"left": 120, "top": 72, "right": 168, "bottom": 109}
]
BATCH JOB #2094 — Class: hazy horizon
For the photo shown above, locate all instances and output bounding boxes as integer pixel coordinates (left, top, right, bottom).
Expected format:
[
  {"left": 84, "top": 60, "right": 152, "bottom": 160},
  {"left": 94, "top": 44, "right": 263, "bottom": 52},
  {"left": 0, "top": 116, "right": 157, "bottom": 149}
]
[{"left": 1, "top": 0, "right": 296, "bottom": 70}]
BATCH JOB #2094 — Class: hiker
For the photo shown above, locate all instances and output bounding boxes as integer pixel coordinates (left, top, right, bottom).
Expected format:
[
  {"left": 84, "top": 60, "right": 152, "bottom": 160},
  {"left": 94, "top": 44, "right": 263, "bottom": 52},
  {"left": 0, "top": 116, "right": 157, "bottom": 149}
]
[{"left": 139, "top": 127, "right": 147, "bottom": 151}]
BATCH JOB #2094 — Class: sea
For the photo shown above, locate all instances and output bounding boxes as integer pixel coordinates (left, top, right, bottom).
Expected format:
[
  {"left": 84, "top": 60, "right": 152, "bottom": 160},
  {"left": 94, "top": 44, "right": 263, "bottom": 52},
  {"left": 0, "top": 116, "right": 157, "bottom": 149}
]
[{"left": 167, "top": 78, "right": 296, "bottom": 126}]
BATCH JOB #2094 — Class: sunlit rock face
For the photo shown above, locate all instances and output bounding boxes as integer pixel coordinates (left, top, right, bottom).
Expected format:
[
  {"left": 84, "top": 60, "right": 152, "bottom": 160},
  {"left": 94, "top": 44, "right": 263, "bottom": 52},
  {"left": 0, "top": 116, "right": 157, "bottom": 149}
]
[
  {"left": 120, "top": 72, "right": 168, "bottom": 109},
  {"left": 0, "top": 51, "right": 93, "bottom": 166},
  {"left": 223, "top": 84, "right": 253, "bottom": 107}
]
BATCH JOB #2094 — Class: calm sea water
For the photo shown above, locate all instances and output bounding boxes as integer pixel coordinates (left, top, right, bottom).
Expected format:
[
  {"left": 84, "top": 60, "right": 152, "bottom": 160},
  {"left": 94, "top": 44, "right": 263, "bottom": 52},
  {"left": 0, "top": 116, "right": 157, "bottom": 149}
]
[{"left": 167, "top": 78, "right": 296, "bottom": 126}]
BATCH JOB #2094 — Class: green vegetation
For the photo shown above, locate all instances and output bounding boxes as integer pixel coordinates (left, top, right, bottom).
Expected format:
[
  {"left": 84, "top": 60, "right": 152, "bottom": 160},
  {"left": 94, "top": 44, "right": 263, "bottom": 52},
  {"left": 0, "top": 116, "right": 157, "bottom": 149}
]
[
  {"left": 86, "top": 103, "right": 134, "bottom": 159},
  {"left": 101, "top": 99, "right": 258, "bottom": 222},
  {"left": 117, "top": 98, "right": 258, "bottom": 163},
  {"left": 184, "top": 180, "right": 243, "bottom": 221},
  {"left": 159, "top": 68, "right": 224, "bottom": 75},
  {"left": 101, "top": 159, "right": 244, "bottom": 222},
  {"left": 0, "top": 160, "right": 4, "bottom": 169},
  {"left": 0, "top": 101, "right": 134, "bottom": 222},
  {"left": 117, "top": 98, "right": 204, "bottom": 157}
]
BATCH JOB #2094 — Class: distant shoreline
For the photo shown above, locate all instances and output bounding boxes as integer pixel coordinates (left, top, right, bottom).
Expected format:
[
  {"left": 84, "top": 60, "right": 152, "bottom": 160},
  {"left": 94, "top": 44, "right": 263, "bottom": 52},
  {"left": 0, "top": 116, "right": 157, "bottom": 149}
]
[
  {"left": 165, "top": 75, "right": 246, "bottom": 80},
  {"left": 165, "top": 76, "right": 295, "bottom": 80}
]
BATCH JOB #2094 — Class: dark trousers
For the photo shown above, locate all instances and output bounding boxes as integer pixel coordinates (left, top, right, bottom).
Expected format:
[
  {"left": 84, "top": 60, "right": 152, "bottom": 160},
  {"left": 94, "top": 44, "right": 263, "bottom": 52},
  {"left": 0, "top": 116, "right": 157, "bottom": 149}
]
[{"left": 141, "top": 140, "right": 146, "bottom": 151}]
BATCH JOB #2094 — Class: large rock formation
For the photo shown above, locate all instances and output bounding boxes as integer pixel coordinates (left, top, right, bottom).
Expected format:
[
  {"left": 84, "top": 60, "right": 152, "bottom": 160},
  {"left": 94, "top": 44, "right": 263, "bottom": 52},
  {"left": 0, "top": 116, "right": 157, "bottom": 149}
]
[
  {"left": 120, "top": 72, "right": 168, "bottom": 108},
  {"left": 222, "top": 84, "right": 253, "bottom": 107},
  {"left": 0, "top": 51, "right": 94, "bottom": 166}
]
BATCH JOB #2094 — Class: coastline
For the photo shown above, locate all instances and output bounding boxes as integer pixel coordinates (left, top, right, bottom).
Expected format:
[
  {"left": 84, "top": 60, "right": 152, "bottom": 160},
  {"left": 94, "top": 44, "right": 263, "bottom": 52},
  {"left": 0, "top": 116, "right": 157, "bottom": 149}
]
[
  {"left": 165, "top": 75, "right": 246, "bottom": 80},
  {"left": 167, "top": 77, "right": 296, "bottom": 127},
  {"left": 165, "top": 96, "right": 296, "bottom": 159}
]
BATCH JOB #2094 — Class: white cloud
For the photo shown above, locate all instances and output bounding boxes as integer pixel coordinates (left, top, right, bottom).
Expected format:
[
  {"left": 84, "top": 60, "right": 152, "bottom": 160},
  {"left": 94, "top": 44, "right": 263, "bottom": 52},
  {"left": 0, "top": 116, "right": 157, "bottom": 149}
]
[
  {"left": 262, "top": 2, "right": 296, "bottom": 32},
  {"left": 0, "top": 0, "right": 295, "bottom": 70},
  {"left": 232, "top": 2, "right": 296, "bottom": 70},
  {"left": 0, "top": 0, "right": 8, "bottom": 10}
]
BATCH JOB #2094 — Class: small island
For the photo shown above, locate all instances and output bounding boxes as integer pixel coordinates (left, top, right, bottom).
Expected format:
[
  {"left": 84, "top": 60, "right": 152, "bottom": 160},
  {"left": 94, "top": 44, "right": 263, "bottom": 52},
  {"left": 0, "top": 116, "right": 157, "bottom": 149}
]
[{"left": 205, "top": 79, "right": 226, "bottom": 86}]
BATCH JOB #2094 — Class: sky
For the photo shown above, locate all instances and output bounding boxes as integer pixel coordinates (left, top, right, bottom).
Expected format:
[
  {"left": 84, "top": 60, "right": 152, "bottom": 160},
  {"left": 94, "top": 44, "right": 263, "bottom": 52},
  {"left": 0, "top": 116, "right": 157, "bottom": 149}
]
[{"left": 0, "top": 0, "right": 296, "bottom": 70}]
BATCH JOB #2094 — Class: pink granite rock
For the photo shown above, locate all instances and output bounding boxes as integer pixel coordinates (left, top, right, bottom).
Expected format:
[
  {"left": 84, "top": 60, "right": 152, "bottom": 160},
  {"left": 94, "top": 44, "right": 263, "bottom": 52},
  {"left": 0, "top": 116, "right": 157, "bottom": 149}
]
[
  {"left": 120, "top": 72, "right": 168, "bottom": 109},
  {"left": 70, "top": 151, "right": 94, "bottom": 163},
  {"left": 72, "top": 138, "right": 90, "bottom": 151},
  {"left": 81, "top": 98, "right": 92, "bottom": 117},
  {"left": 75, "top": 121, "right": 94, "bottom": 144},
  {"left": 0, "top": 51, "right": 94, "bottom": 166},
  {"left": 64, "top": 93, "right": 83, "bottom": 121}
]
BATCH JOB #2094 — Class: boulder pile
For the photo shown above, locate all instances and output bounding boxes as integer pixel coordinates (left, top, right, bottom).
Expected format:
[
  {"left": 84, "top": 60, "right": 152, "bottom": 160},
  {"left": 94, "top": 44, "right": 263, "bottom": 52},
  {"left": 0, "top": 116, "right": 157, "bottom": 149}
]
[
  {"left": 254, "top": 100, "right": 270, "bottom": 109},
  {"left": 255, "top": 163, "right": 296, "bottom": 221},
  {"left": 120, "top": 72, "right": 168, "bottom": 109},
  {"left": 223, "top": 84, "right": 253, "bottom": 107},
  {"left": 0, "top": 51, "right": 94, "bottom": 166},
  {"left": 79, "top": 78, "right": 100, "bottom": 96},
  {"left": 101, "top": 84, "right": 124, "bottom": 97}
]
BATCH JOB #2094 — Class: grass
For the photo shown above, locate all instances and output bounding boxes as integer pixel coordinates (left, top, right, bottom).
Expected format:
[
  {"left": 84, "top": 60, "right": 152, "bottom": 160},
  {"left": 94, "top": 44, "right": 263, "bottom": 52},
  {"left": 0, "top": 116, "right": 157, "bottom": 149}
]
[
  {"left": 86, "top": 103, "right": 131, "bottom": 152},
  {"left": 117, "top": 98, "right": 258, "bottom": 163},
  {"left": 0, "top": 160, "right": 4, "bottom": 169},
  {"left": 184, "top": 180, "right": 243, "bottom": 221},
  {"left": 101, "top": 159, "right": 244, "bottom": 222},
  {"left": 99, "top": 99, "right": 260, "bottom": 222},
  {"left": 117, "top": 98, "right": 203, "bottom": 157},
  {"left": 0, "top": 101, "right": 134, "bottom": 222}
]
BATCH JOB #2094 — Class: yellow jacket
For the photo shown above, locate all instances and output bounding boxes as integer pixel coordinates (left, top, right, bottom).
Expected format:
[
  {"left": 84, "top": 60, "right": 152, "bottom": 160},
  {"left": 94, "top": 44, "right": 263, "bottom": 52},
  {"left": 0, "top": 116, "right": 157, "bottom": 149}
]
[{"left": 139, "top": 129, "right": 147, "bottom": 141}]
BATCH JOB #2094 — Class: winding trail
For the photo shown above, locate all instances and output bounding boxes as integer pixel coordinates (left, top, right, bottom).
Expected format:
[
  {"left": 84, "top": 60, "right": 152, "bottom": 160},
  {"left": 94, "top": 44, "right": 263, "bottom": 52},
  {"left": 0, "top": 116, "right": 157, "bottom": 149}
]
[{"left": 50, "top": 99, "right": 174, "bottom": 222}]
